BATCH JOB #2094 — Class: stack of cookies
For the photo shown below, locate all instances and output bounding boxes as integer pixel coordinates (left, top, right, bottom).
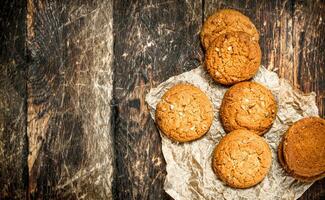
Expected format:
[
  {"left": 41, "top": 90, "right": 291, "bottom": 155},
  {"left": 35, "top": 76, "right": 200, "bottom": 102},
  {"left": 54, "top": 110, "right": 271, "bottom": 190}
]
[
  {"left": 155, "top": 8, "right": 325, "bottom": 190},
  {"left": 201, "top": 9, "right": 261, "bottom": 85},
  {"left": 278, "top": 117, "right": 325, "bottom": 182}
]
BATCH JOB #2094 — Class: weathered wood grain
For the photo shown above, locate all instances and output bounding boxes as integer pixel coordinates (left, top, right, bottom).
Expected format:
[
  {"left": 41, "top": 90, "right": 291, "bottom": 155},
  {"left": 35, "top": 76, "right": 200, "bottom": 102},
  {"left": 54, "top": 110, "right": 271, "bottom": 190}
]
[
  {"left": 293, "top": 0, "right": 325, "bottom": 118},
  {"left": 27, "top": 0, "right": 114, "bottom": 199},
  {"left": 204, "top": 0, "right": 324, "bottom": 199},
  {"left": 112, "top": 0, "right": 202, "bottom": 199},
  {"left": 0, "top": 0, "right": 28, "bottom": 199}
]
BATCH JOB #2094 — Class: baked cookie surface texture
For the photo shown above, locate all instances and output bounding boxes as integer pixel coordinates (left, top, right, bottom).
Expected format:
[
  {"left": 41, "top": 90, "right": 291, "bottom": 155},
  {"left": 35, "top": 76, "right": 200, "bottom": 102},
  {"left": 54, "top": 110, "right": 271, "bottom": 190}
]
[
  {"left": 155, "top": 84, "right": 214, "bottom": 142},
  {"left": 220, "top": 82, "right": 277, "bottom": 135},
  {"left": 201, "top": 9, "right": 259, "bottom": 50},
  {"left": 279, "top": 117, "right": 325, "bottom": 182},
  {"left": 212, "top": 129, "right": 272, "bottom": 188},
  {"left": 205, "top": 31, "right": 261, "bottom": 85}
]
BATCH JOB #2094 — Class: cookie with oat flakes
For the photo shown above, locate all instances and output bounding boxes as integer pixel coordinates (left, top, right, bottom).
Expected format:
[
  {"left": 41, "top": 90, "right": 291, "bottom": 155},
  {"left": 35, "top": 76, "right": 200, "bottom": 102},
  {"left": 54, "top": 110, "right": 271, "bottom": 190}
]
[
  {"left": 220, "top": 82, "right": 277, "bottom": 135},
  {"left": 155, "top": 83, "right": 214, "bottom": 142},
  {"left": 205, "top": 31, "right": 261, "bottom": 85},
  {"left": 201, "top": 9, "right": 259, "bottom": 50},
  {"left": 212, "top": 129, "right": 272, "bottom": 188}
]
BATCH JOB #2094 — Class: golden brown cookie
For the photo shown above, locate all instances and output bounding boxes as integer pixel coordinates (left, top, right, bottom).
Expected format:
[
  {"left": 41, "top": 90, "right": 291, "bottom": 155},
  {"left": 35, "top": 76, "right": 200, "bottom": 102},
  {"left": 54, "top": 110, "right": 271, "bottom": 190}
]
[
  {"left": 205, "top": 31, "right": 261, "bottom": 85},
  {"left": 220, "top": 82, "right": 277, "bottom": 135},
  {"left": 155, "top": 83, "right": 214, "bottom": 142},
  {"left": 279, "top": 117, "right": 325, "bottom": 182},
  {"left": 201, "top": 9, "right": 259, "bottom": 50},
  {"left": 212, "top": 129, "right": 272, "bottom": 188}
]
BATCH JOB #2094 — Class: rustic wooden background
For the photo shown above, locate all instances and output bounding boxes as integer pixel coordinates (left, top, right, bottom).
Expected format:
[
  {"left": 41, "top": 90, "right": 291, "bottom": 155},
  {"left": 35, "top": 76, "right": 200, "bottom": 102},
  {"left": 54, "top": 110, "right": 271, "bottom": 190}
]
[{"left": 0, "top": 0, "right": 324, "bottom": 199}]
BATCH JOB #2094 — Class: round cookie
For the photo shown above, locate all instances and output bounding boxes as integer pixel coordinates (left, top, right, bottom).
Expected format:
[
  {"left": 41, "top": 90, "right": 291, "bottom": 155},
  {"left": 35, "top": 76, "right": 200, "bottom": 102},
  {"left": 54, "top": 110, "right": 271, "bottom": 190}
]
[
  {"left": 220, "top": 82, "right": 277, "bottom": 135},
  {"left": 212, "top": 129, "right": 272, "bottom": 188},
  {"left": 281, "top": 117, "right": 325, "bottom": 182},
  {"left": 205, "top": 31, "right": 261, "bottom": 85},
  {"left": 201, "top": 9, "right": 259, "bottom": 50},
  {"left": 155, "top": 83, "right": 214, "bottom": 142}
]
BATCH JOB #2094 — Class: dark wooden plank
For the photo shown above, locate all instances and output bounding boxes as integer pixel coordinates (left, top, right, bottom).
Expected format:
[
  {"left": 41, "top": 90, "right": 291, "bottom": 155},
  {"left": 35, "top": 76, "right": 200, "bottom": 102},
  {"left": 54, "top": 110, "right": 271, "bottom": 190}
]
[
  {"left": 27, "top": 0, "right": 114, "bottom": 199},
  {"left": 112, "top": 0, "right": 202, "bottom": 199},
  {"left": 293, "top": 0, "right": 325, "bottom": 118},
  {"left": 204, "top": 0, "right": 325, "bottom": 199},
  {"left": 300, "top": 179, "right": 325, "bottom": 200},
  {"left": 0, "top": 0, "right": 28, "bottom": 199}
]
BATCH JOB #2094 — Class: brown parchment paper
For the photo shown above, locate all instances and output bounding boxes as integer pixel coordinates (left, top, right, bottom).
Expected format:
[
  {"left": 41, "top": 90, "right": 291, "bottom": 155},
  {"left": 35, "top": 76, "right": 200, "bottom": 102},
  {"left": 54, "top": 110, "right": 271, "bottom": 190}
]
[{"left": 145, "top": 66, "right": 319, "bottom": 200}]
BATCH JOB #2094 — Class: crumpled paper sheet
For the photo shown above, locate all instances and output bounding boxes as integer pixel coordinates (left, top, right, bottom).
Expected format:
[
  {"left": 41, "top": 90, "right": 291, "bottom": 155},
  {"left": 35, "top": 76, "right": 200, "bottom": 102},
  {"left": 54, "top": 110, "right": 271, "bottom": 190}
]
[{"left": 146, "top": 66, "right": 319, "bottom": 200}]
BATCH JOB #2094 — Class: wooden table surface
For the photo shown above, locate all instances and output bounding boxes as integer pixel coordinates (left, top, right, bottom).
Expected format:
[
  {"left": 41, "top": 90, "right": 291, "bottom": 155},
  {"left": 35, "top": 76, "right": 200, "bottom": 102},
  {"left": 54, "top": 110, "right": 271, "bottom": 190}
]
[{"left": 0, "top": 0, "right": 324, "bottom": 199}]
